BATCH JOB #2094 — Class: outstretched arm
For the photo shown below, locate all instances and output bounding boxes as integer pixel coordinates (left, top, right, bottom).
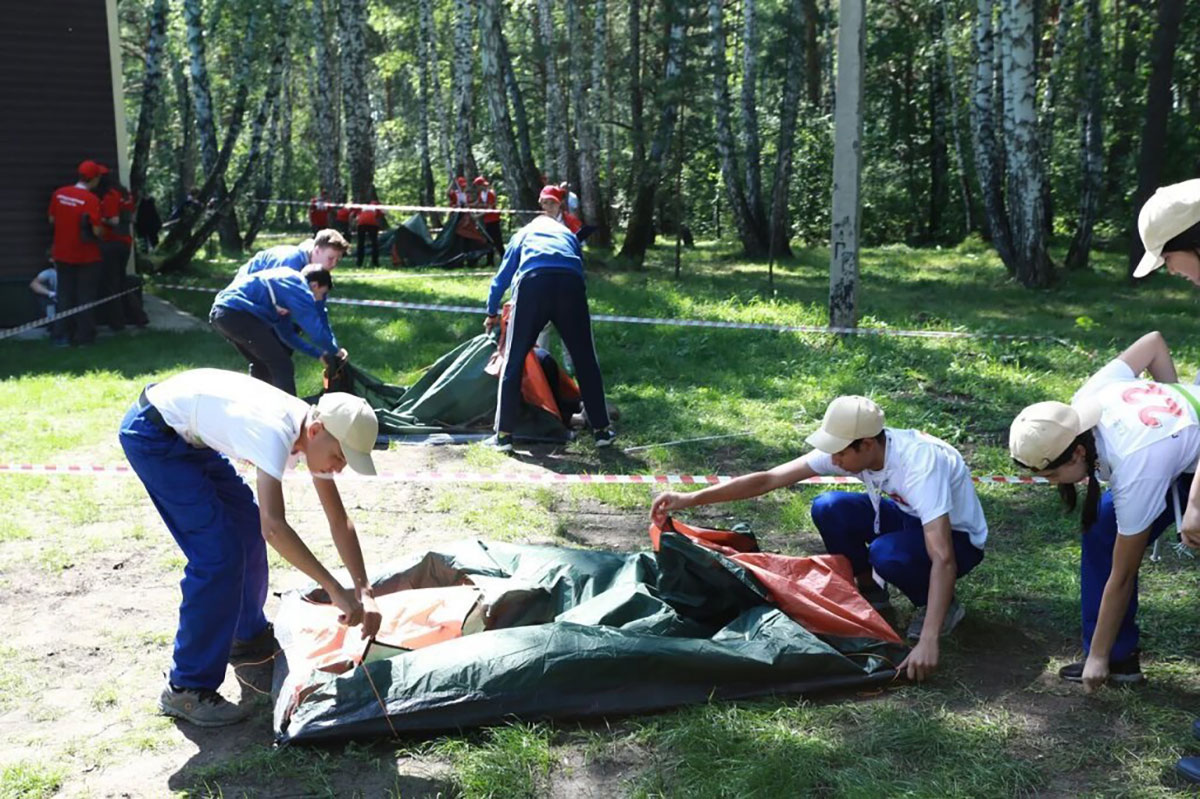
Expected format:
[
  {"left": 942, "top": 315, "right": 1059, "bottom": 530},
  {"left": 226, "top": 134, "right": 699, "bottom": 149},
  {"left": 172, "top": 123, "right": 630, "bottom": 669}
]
[
  {"left": 1117, "top": 331, "right": 1178, "bottom": 383},
  {"left": 650, "top": 454, "right": 819, "bottom": 525}
]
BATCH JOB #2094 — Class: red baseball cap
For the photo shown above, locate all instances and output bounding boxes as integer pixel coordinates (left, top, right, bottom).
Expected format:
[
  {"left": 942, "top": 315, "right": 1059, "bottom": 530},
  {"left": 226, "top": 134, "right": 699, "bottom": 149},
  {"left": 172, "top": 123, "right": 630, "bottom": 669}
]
[
  {"left": 456, "top": 176, "right": 468, "bottom": 187},
  {"left": 539, "top": 185, "right": 565, "bottom": 204},
  {"left": 473, "top": 176, "right": 488, "bottom": 186},
  {"left": 77, "top": 160, "right": 102, "bottom": 180}
]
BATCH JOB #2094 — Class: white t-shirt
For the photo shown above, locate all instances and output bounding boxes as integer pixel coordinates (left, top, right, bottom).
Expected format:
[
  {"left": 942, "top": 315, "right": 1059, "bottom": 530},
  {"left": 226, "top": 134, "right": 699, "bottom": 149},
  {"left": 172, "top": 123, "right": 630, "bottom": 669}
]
[
  {"left": 1072, "top": 359, "right": 1200, "bottom": 535},
  {"left": 807, "top": 428, "right": 988, "bottom": 549},
  {"left": 145, "top": 369, "right": 310, "bottom": 481}
]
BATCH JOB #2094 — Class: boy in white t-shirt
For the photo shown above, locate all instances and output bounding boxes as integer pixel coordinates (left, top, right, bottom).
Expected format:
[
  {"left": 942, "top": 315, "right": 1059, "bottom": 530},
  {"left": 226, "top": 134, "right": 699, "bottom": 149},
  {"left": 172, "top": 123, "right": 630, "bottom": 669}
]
[
  {"left": 1011, "top": 331, "right": 1200, "bottom": 693},
  {"left": 651, "top": 395, "right": 988, "bottom": 683},
  {"left": 119, "top": 369, "right": 383, "bottom": 727}
]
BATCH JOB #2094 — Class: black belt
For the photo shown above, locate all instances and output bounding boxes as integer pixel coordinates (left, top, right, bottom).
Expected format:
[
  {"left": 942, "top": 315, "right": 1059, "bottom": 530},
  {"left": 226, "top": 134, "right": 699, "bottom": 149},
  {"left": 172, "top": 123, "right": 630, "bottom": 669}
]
[{"left": 135, "top": 385, "right": 174, "bottom": 435}]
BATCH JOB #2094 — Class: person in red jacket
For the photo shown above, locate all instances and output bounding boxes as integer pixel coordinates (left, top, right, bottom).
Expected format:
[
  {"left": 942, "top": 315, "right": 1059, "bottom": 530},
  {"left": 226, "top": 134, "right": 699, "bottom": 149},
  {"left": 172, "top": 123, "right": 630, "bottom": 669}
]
[
  {"left": 98, "top": 168, "right": 135, "bottom": 331},
  {"left": 48, "top": 161, "right": 106, "bottom": 346},
  {"left": 350, "top": 202, "right": 387, "bottom": 267},
  {"left": 309, "top": 191, "right": 330, "bottom": 236},
  {"left": 334, "top": 202, "right": 352, "bottom": 239},
  {"left": 447, "top": 176, "right": 470, "bottom": 209},
  {"left": 474, "top": 176, "right": 504, "bottom": 266}
]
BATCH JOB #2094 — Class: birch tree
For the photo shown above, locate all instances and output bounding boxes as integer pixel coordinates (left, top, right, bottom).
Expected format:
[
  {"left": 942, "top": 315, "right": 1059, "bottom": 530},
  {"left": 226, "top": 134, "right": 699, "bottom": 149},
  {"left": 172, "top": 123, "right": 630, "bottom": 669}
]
[
  {"left": 129, "top": 0, "right": 168, "bottom": 201},
  {"left": 452, "top": 0, "right": 478, "bottom": 177},
  {"left": 418, "top": 0, "right": 452, "bottom": 183},
  {"left": 479, "top": 0, "right": 540, "bottom": 210},
  {"left": 339, "top": 0, "right": 375, "bottom": 201},
  {"left": 568, "top": 0, "right": 610, "bottom": 245},
  {"left": 969, "top": 0, "right": 1013, "bottom": 270},
  {"left": 739, "top": 0, "right": 767, "bottom": 236},
  {"left": 539, "top": 0, "right": 568, "bottom": 182},
  {"left": 1065, "top": 0, "right": 1103, "bottom": 270},
  {"left": 312, "top": 0, "right": 341, "bottom": 198},
  {"left": 828, "top": 0, "right": 865, "bottom": 328},
  {"left": 767, "top": 0, "right": 806, "bottom": 262}
]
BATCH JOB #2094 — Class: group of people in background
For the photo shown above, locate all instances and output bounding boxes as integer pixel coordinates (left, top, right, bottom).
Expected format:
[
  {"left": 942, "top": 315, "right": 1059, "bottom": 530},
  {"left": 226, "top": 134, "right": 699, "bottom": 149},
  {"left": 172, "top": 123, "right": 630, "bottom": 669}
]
[
  {"left": 307, "top": 193, "right": 387, "bottom": 267},
  {"left": 42, "top": 160, "right": 147, "bottom": 346}
]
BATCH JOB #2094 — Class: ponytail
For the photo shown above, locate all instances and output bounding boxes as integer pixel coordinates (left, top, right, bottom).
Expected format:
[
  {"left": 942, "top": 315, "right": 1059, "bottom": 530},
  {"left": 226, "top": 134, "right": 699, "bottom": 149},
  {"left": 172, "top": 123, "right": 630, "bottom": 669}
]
[{"left": 1051, "top": 430, "right": 1100, "bottom": 532}]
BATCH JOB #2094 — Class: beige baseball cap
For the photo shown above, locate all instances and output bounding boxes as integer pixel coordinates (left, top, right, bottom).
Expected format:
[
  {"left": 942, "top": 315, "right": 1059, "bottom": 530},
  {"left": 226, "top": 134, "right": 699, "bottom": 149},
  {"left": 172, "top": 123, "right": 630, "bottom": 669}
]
[
  {"left": 806, "top": 395, "right": 885, "bottom": 454},
  {"left": 315, "top": 392, "right": 379, "bottom": 475},
  {"left": 1008, "top": 399, "right": 1101, "bottom": 470},
  {"left": 1133, "top": 179, "right": 1200, "bottom": 278}
]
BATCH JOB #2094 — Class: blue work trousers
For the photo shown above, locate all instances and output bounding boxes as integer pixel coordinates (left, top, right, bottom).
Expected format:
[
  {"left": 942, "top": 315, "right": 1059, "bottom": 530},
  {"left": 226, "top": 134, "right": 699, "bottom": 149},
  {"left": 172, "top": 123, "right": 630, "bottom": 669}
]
[
  {"left": 1080, "top": 476, "right": 1191, "bottom": 662},
  {"left": 119, "top": 402, "right": 270, "bottom": 690},
  {"left": 810, "top": 491, "right": 984, "bottom": 606},
  {"left": 496, "top": 269, "right": 610, "bottom": 435}
]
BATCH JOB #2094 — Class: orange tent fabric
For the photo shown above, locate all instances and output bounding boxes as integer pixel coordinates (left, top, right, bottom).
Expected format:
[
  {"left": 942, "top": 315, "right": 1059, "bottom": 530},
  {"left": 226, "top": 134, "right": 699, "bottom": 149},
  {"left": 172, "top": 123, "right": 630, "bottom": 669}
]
[
  {"left": 485, "top": 302, "right": 581, "bottom": 420},
  {"left": 651, "top": 518, "right": 902, "bottom": 644}
]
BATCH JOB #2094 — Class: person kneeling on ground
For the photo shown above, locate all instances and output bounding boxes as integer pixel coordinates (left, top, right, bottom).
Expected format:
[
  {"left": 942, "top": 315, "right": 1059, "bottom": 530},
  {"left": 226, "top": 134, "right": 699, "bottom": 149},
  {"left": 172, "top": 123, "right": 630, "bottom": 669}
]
[
  {"left": 1010, "top": 331, "right": 1200, "bottom": 696},
  {"left": 119, "top": 369, "right": 381, "bottom": 726},
  {"left": 210, "top": 265, "right": 347, "bottom": 396},
  {"left": 651, "top": 395, "right": 988, "bottom": 682},
  {"left": 236, "top": 228, "right": 349, "bottom": 278},
  {"left": 482, "top": 185, "right": 615, "bottom": 452}
]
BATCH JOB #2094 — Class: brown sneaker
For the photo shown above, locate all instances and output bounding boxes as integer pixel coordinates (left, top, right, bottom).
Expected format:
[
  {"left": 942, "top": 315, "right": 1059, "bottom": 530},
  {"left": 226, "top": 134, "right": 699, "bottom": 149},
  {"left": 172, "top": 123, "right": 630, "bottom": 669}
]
[{"left": 159, "top": 682, "right": 251, "bottom": 727}]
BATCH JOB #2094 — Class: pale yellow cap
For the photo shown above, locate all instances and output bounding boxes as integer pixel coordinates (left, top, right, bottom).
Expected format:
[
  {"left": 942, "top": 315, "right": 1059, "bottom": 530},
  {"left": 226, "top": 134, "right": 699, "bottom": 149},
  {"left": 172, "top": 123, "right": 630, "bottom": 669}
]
[
  {"left": 315, "top": 392, "right": 378, "bottom": 475},
  {"left": 1133, "top": 179, "right": 1200, "bottom": 278},
  {"left": 1008, "top": 399, "right": 1101, "bottom": 470},
  {"left": 806, "top": 395, "right": 885, "bottom": 454}
]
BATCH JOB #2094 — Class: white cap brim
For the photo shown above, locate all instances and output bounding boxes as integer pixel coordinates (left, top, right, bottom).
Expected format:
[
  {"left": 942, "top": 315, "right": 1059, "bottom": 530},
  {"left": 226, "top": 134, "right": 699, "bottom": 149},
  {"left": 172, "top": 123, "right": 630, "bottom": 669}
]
[
  {"left": 1133, "top": 251, "right": 1165, "bottom": 278},
  {"left": 343, "top": 446, "right": 376, "bottom": 476},
  {"left": 806, "top": 428, "right": 853, "bottom": 455}
]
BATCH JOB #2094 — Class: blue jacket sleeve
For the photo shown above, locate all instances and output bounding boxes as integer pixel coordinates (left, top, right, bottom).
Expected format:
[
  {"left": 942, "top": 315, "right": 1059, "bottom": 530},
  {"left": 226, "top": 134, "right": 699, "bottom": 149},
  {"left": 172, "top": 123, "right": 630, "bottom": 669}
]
[
  {"left": 276, "top": 279, "right": 339, "bottom": 357},
  {"left": 274, "top": 319, "right": 324, "bottom": 360},
  {"left": 486, "top": 230, "right": 524, "bottom": 316}
]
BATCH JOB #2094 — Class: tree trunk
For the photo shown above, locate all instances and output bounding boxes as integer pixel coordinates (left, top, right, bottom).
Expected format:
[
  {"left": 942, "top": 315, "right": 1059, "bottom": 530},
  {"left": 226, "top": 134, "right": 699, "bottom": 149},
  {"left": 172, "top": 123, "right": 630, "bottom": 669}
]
[
  {"left": 245, "top": 95, "right": 283, "bottom": 248},
  {"left": 273, "top": 56, "right": 296, "bottom": 228},
  {"left": 1065, "top": 0, "right": 1103, "bottom": 270},
  {"left": 181, "top": 0, "right": 244, "bottom": 252},
  {"left": 709, "top": 0, "right": 766, "bottom": 256},
  {"left": 569, "top": 0, "right": 611, "bottom": 246},
  {"left": 1102, "top": 1, "right": 1146, "bottom": 211},
  {"left": 452, "top": 0, "right": 478, "bottom": 177},
  {"left": 618, "top": 9, "right": 688, "bottom": 264},
  {"left": 479, "top": 0, "right": 540, "bottom": 211},
  {"left": 588, "top": 0, "right": 614, "bottom": 245},
  {"left": 417, "top": 0, "right": 452, "bottom": 185},
  {"left": 1001, "top": 0, "right": 1051, "bottom": 287},
  {"left": 1128, "top": 0, "right": 1185, "bottom": 275},
  {"left": 1038, "top": 0, "right": 1074, "bottom": 232},
  {"left": 312, "top": 0, "right": 341, "bottom": 198},
  {"left": 928, "top": 6, "right": 947, "bottom": 242},
  {"left": 739, "top": 0, "right": 767, "bottom": 236},
  {"left": 828, "top": 0, "right": 865, "bottom": 329},
  {"left": 969, "top": 0, "right": 1014, "bottom": 270},
  {"left": 803, "top": 0, "right": 821, "bottom": 106},
  {"left": 416, "top": 1, "right": 435, "bottom": 208},
  {"left": 939, "top": 0, "right": 974, "bottom": 235},
  {"left": 339, "top": 0, "right": 375, "bottom": 201},
  {"left": 169, "top": 60, "right": 195, "bottom": 209},
  {"left": 768, "top": 0, "right": 805, "bottom": 260},
  {"left": 539, "top": 0, "right": 568, "bottom": 182},
  {"left": 628, "top": 0, "right": 645, "bottom": 179},
  {"left": 130, "top": 0, "right": 168, "bottom": 201},
  {"left": 497, "top": 26, "right": 540, "bottom": 188}
]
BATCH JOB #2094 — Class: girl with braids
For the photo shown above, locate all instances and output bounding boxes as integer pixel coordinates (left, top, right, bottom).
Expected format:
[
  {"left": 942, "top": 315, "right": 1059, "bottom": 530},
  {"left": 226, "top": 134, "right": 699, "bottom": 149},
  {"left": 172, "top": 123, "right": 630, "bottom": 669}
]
[{"left": 1009, "top": 332, "right": 1200, "bottom": 693}]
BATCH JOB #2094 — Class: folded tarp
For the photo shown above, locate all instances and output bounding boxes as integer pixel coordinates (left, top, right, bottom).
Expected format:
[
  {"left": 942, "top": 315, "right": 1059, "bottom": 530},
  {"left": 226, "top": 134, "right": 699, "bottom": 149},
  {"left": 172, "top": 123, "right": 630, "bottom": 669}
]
[{"left": 271, "top": 520, "right": 907, "bottom": 743}]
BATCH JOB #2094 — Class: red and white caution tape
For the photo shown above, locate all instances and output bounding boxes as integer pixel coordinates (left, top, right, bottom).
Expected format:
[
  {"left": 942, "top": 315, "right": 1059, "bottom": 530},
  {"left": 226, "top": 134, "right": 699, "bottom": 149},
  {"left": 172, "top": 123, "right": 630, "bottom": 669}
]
[
  {"left": 0, "top": 286, "right": 139, "bottom": 341},
  {"left": 154, "top": 282, "right": 1064, "bottom": 343},
  {"left": 256, "top": 199, "right": 539, "bottom": 216},
  {"left": 0, "top": 463, "right": 1050, "bottom": 485}
]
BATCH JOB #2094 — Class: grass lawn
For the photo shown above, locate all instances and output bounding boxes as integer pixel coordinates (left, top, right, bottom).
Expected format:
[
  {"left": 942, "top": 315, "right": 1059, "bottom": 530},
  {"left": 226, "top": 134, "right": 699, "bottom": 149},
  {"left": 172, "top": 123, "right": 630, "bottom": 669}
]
[{"left": 2, "top": 235, "right": 1200, "bottom": 797}]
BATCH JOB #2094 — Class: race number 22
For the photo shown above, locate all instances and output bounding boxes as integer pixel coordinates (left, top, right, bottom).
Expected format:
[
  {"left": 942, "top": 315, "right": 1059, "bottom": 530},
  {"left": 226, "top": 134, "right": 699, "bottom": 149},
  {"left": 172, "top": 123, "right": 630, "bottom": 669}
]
[{"left": 1121, "top": 384, "right": 1183, "bottom": 428}]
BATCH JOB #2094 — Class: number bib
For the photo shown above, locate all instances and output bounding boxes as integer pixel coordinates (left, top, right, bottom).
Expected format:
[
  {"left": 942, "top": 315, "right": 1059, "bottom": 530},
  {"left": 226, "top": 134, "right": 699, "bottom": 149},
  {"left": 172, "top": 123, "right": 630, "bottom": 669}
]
[{"left": 1094, "top": 380, "right": 1199, "bottom": 458}]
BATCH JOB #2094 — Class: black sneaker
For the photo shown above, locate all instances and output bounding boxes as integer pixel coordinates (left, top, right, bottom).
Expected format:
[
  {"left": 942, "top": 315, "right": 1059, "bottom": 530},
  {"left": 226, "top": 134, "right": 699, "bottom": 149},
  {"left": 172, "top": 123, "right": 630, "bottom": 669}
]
[
  {"left": 593, "top": 427, "right": 617, "bottom": 448},
  {"left": 860, "top": 585, "right": 892, "bottom": 612},
  {"left": 1058, "top": 651, "right": 1146, "bottom": 685},
  {"left": 230, "top": 622, "right": 276, "bottom": 662},
  {"left": 485, "top": 433, "right": 513, "bottom": 452}
]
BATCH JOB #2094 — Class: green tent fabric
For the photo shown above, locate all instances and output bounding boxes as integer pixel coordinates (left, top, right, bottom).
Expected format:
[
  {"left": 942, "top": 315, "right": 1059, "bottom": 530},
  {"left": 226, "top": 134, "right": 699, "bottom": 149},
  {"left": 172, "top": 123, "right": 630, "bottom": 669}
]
[
  {"left": 380, "top": 212, "right": 494, "bottom": 268},
  {"left": 333, "top": 334, "right": 573, "bottom": 441},
  {"left": 270, "top": 533, "right": 907, "bottom": 743}
]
